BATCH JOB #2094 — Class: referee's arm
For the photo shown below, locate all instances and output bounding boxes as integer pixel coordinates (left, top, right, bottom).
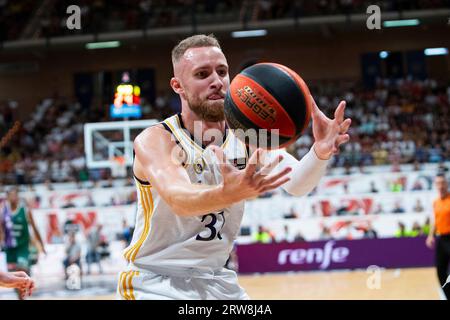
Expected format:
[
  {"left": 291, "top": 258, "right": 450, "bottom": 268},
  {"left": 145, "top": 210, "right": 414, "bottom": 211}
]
[{"left": 426, "top": 210, "right": 435, "bottom": 248}]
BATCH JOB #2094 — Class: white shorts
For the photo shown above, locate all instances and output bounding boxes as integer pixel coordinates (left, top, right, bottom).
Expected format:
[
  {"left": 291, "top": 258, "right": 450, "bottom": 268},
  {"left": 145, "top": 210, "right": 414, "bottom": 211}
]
[{"left": 116, "top": 267, "right": 249, "bottom": 300}]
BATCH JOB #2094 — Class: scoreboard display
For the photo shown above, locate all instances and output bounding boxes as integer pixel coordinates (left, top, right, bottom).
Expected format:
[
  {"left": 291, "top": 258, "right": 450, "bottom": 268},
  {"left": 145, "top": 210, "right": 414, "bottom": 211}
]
[{"left": 110, "top": 72, "right": 142, "bottom": 118}]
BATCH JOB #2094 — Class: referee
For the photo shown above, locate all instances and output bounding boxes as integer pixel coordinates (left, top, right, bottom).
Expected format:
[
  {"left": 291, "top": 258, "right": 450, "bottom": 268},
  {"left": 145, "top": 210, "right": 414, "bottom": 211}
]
[{"left": 426, "top": 173, "right": 450, "bottom": 299}]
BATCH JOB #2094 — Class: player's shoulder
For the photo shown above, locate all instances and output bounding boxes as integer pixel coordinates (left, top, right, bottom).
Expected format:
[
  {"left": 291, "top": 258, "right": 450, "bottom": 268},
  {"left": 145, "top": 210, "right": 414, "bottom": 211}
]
[
  {"left": 133, "top": 121, "right": 178, "bottom": 160},
  {"left": 135, "top": 123, "right": 170, "bottom": 144}
]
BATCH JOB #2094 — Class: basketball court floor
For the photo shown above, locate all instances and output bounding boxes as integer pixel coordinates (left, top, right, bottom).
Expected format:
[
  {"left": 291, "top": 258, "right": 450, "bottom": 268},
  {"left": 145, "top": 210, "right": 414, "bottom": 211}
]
[{"left": 0, "top": 267, "right": 440, "bottom": 300}]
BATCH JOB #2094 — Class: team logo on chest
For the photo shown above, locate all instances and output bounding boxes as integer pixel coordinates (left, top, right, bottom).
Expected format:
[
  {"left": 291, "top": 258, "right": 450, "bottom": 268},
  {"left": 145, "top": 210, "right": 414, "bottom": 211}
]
[{"left": 194, "top": 156, "right": 206, "bottom": 174}]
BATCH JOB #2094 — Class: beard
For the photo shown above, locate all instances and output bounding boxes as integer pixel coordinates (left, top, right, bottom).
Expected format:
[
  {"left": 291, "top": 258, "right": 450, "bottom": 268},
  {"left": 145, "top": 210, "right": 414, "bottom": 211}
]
[{"left": 186, "top": 94, "right": 225, "bottom": 122}]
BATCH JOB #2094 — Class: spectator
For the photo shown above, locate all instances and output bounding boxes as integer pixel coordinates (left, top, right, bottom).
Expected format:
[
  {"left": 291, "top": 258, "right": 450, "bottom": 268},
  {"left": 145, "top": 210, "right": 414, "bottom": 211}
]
[
  {"left": 373, "top": 203, "right": 385, "bottom": 214},
  {"left": 369, "top": 181, "right": 379, "bottom": 193},
  {"left": 310, "top": 204, "right": 319, "bottom": 217},
  {"left": 343, "top": 183, "right": 349, "bottom": 194},
  {"left": 294, "top": 231, "right": 306, "bottom": 242},
  {"left": 410, "top": 222, "right": 422, "bottom": 237},
  {"left": 63, "top": 214, "right": 80, "bottom": 235},
  {"left": 422, "top": 217, "right": 431, "bottom": 236},
  {"left": 253, "top": 225, "right": 274, "bottom": 243},
  {"left": 413, "top": 160, "right": 422, "bottom": 171},
  {"left": 120, "top": 219, "right": 133, "bottom": 247},
  {"left": 438, "top": 161, "right": 449, "bottom": 175},
  {"left": 277, "top": 225, "right": 295, "bottom": 243},
  {"left": 392, "top": 201, "right": 406, "bottom": 214},
  {"left": 63, "top": 232, "right": 82, "bottom": 280},
  {"left": 412, "top": 179, "right": 424, "bottom": 191},
  {"left": 413, "top": 199, "right": 425, "bottom": 213},
  {"left": 395, "top": 222, "right": 408, "bottom": 237},
  {"left": 319, "top": 226, "right": 333, "bottom": 240},
  {"left": 62, "top": 198, "right": 76, "bottom": 208},
  {"left": 390, "top": 178, "right": 403, "bottom": 192},
  {"left": 96, "top": 226, "right": 110, "bottom": 261},
  {"left": 85, "top": 195, "right": 95, "bottom": 207},
  {"left": 85, "top": 225, "right": 104, "bottom": 275},
  {"left": 283, "top": 207, "right": 299, "bottom": 219},
  {"left": 363, "top": 222, "right": 378, "bottom": 238}
]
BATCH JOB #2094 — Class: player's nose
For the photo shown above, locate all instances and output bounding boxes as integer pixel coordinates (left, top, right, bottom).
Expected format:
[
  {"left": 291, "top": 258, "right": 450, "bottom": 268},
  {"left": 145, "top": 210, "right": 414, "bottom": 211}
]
[{"left": 209, "top": 72, "right": 224, "bottom": 91}]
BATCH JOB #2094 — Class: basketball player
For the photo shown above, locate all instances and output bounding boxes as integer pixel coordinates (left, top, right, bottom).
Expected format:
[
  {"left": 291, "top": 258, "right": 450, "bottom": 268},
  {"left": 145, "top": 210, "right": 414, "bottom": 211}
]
[
  {"left": 3, "top": 188, "right": 46, "bottom": 277},
  {"left": 0, "top": 270, "right": 34, "bottom": 299},
  {"left": 426, "top": 173, "right": 450, "bottom": 299},
  {"left": 117, "top": 34, "right": 351, "bottom": 299}
]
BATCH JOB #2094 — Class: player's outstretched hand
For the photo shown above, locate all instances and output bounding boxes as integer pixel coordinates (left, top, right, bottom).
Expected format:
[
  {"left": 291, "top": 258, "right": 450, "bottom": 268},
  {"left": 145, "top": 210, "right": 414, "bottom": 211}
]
[
  {"left": 211, "top": 146, "right": 291, "bottom": 203},
  {"left": 310, "top": 95, "right": 351, "bottom": 160},
  {"left": 0, "top": 271, "right": 35, "bottom": 299}
]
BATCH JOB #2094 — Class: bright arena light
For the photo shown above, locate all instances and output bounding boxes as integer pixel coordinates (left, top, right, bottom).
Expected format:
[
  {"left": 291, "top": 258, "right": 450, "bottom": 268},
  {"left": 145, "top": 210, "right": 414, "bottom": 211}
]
[
  {"left": 85, "top": 41, "right": 121, "bottom": 49},
  {"left": 383, "top": 19, "right": 420, "bottom": 28},
  {"left": 424, "top": 47, "right": 449, "bottom": 56},
  {"left": 379, "top": 51, "right": 389, "bottom": 59},
  {"left": 231, "top": 29, "right": 268, "bottom": 38}
]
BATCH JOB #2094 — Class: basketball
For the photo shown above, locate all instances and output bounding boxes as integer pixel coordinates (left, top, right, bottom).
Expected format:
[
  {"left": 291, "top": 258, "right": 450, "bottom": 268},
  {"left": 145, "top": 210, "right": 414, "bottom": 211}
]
[{"left": 224, "top": 62, "right": 312, "bottom": 150}]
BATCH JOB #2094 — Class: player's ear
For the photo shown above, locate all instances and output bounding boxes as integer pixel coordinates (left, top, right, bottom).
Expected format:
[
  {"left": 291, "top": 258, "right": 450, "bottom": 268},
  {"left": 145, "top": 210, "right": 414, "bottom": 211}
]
[{"left": 170, "top": 77, "right": 184, "bottom": 95}]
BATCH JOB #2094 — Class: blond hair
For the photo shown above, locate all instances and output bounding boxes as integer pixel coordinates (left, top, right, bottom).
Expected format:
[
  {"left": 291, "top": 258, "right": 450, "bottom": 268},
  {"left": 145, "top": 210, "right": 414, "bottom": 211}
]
[{"left": 171, "top": 34, "right": 221, "bottom": 65}]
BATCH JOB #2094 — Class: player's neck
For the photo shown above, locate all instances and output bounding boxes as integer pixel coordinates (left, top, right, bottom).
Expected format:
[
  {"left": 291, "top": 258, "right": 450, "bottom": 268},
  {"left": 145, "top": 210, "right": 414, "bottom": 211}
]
[
  {"left": 180, "top": 112, "right": 226, "bottom": 147},
  {"left": 8, "top": 201, "right": 18, "bottom": 212}
]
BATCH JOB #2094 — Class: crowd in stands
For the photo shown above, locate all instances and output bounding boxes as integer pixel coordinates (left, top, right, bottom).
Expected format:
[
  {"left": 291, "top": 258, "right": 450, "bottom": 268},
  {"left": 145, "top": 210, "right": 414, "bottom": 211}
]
[
  {"left": 251, "top": 217, "right": 432, "bottom": 243},
  {"left": 1, "top": 0, "right": 449, "bottom": 41},
  {"left": 0, "top": 0, "right": 36, "bottom": 42},
  {"left": 1, "top": 76, "right": 449, "bottom": 186},
  {"left": 0, "top": 90, "right": 178, "bottom": 186},
  {"left": 394, "top": 218, "right": 431, "bottom": 238},
  {"left": 289, "top": 77, "right": 450, "bottom": 170}
]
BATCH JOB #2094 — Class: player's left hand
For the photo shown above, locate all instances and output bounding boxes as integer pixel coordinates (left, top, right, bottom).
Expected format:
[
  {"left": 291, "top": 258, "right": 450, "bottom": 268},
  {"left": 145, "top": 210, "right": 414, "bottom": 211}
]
[{"left": 310, "top": 96, "right": 351, "bottom": 160}]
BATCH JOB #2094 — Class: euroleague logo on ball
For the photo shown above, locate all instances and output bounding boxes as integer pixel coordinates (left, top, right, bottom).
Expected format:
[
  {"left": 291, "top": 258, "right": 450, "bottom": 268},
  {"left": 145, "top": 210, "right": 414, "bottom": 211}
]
[{"left": 225, "top": 62, "right": 312, "bottom": 150}]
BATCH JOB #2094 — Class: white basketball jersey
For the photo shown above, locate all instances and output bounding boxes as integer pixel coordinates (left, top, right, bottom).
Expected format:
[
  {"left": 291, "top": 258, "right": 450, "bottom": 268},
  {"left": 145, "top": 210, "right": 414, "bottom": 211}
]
[{"left": 124, "top": 113, "right": 248, "bottom": 275}]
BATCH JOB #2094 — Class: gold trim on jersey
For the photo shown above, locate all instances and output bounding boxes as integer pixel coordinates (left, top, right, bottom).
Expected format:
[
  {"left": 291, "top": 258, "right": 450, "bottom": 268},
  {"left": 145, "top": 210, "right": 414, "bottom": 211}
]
[
  {"left": 119, "top": 270, "right": 139, "bottom": 300},
  {"left": 124, "top": 182, "right": 154, "bottom": 262},
  {"left": 163, "top": 114, "right": 248, "bottom": 171},
  {"left": 164, "top": 117, "right": 193, "bottom": 167},
  {"left": 128, "top": 271, "right": 138, "bottom": 300},
  {"left": 175, "top": 114, "right": 230, "bottom": 154},
  {"left": 164, "top": 115, "right": 247, "bottom": 172},
  {"left": 175, "top": 114, "right": 204, "bottom": 154},
  {"left": 174, "top": 114, "right": 232, "bottom": 153},
  {"left": 118, "top": 271, "right": 126, "bottom": 299}
]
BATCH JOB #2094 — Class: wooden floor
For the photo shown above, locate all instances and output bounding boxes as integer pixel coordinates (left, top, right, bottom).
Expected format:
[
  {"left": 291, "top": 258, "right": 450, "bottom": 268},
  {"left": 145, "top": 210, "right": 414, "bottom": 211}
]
[
  {"left": 49, "top": 267, "right": 442, "bottom": 300},
  {"left": 239, "top": 268, "right": 441, "bottom": 300}
]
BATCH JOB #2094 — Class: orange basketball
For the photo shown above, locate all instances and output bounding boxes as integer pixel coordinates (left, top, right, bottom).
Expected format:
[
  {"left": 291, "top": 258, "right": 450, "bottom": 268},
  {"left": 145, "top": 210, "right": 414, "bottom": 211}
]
[{"left": 224, "top": 62, "right": 312, "bottom": 150}]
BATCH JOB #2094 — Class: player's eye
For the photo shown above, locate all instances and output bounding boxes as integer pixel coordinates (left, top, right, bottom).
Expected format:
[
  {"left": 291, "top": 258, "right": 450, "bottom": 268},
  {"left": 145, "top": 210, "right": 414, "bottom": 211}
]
[
  {"left": 217, "top": 69, "right": 228, "bottom": 77},
  {"left": 196, "top": 71, "right": 208, "bottom": 78}
]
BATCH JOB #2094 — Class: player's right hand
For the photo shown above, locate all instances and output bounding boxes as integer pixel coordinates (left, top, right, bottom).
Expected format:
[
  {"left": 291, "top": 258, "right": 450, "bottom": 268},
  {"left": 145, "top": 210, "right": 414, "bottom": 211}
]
[{"left": 211, "top": 146, "right": 291, "bottom": 203}]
